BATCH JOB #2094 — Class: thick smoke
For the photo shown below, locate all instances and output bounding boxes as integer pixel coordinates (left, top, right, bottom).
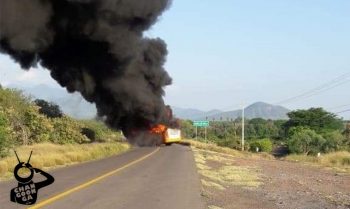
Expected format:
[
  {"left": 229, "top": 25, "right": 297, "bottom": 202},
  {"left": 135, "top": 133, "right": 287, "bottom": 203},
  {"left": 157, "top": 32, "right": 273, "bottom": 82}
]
[{"left": 0, "top": 0, "right": 175, "bottom": 145}]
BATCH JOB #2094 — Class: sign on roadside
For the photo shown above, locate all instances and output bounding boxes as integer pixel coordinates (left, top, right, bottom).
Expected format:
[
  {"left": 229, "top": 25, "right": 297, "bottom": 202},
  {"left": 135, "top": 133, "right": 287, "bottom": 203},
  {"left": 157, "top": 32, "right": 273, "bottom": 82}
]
[{"left": 193, "top": 121, "right": 209, "bottom": 127}]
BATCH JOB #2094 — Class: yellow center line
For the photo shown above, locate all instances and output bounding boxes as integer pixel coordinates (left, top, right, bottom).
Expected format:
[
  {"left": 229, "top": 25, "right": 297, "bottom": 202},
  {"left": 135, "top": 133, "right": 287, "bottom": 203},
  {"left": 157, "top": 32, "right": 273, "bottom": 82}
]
[{"left": 28, "top": 147, "right": 160, "bottom": 209}]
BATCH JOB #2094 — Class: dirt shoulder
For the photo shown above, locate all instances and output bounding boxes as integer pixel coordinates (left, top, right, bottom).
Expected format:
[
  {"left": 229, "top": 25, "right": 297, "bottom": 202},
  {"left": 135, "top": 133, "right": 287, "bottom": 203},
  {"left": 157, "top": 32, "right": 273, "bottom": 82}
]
[{"left": 192, "top": 148, "right": 350, "bottom": 209}]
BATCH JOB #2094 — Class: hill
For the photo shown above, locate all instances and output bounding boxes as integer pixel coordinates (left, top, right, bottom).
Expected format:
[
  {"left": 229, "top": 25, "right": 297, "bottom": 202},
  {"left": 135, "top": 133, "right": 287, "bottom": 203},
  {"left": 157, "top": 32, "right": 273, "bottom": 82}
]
[
  {"left": 8, "top": 84, "right": 97, "bottom": 119},
  {"left": 173, "top": 102, "right": 290, "bottom": 120},
  {"left": 172, "top": 107, "right": 222, "bottom": 120}
]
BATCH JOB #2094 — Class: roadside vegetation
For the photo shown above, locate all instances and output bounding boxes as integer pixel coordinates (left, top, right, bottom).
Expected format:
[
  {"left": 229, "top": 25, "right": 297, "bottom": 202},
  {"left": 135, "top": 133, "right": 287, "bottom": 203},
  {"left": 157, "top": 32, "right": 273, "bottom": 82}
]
[
  {"left": 285, "top": 151, "right": 350, "bottom": 172},
  {"left": 190, "top": 139, "right": 350, "bottom": 209},
  {"left": 181, "top": 108, "right": 350, "bottom": 168},
  {"left": 188, "top": 139, "right": 263, "bottom": 209},
  {"left": 190, "top": 141, "right": 262, "bottom": 189},
  {"left": 0, "top": 87, "right": 130, "bottom": 179},
  {"left": 0, "top": 142, "right": 130, "bottom": 179}
]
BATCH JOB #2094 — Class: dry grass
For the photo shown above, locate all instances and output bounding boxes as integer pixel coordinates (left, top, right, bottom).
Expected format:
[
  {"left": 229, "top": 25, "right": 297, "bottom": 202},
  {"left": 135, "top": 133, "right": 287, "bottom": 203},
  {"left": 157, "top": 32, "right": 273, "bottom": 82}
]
[
  {"left": 0, "top": 142, "right": 130, "bottom": 180},
  {"left": 201, "top": 179, "right": 225, "bottom": 190},
  {"left": 192, "top": 147, "right": 262, "bottom": 191},
  {"left": 188, "top": 140, "right": 265, "bottom": 191},
  {"left": 185, "top": 139, "right": 244, "bottom": 157},
  {"left": 208, "top": 205, "right": 224, "bottom": 209},
  {"left": 285, "top": 151, "right": 350, "bottom": 173},
  {"left": 199, "top": 165, "right": 262, "bottom": 188},
  {"left": 185, "top": 139, "right": 275, "bottom": 160}
]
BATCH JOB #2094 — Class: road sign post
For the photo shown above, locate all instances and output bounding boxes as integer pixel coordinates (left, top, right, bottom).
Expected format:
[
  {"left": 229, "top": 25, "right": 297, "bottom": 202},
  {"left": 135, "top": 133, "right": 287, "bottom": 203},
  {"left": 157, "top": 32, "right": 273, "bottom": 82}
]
[
  {"left": 193, "top": 121, "right": 210, "bottom": 140},
  {"left": 193, "top": 121, "right": 209, "bottom": 127},
  {"left": 242, "top": 107, "right": 245, "bottom": 151}
]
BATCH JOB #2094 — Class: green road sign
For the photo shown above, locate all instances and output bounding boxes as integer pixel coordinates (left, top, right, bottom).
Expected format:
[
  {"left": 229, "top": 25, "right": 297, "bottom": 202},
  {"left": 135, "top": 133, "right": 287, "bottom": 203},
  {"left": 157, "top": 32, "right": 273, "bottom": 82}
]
[{"left": 193, "top": 121, "right": 209, "bottom": 127}]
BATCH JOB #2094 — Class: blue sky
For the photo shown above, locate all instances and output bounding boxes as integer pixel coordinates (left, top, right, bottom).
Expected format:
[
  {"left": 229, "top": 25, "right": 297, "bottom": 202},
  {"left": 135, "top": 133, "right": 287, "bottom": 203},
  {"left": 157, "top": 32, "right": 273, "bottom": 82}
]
[{"left": 1, "top": 0, "right": 350, "bottom": 118}]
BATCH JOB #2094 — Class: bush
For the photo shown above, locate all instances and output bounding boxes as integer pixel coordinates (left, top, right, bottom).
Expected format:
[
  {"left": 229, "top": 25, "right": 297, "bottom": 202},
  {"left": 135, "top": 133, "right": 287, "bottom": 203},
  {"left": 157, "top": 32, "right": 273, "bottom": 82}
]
[
  {"left": 79, "top": 120, "right": 122, "bottom": 142},
  {"left": 216, "top": 137, "right": 250, "bottom": 151},
  {"left": 50, "top": 117, "right": 88, "bottom": 144},
  {"left": 24, "top": 107, "right": 53, "bottom": 143},
  {"left": 0, "top": 112, "right": 12, "bottom": 157},
  {"left": 250, "top": 139, "right": 273, "bottom": 152},
  {"left": 81, "top": 128, "right": 96, "bottom": 142},
  {"left": 322, "top": 131, "right": 346, "bottom": 153},
  {"left": 286, "top": 151, "right": 350, "bottom": 168},
  {"left": 287, "top": 127, "right": 325, "bottom": 155},
  {"left": 35, "top": 99, "right": 63, "bottom": 118},
  {"left": 179, "top": 120, "right": 196, "bottom": 139}
]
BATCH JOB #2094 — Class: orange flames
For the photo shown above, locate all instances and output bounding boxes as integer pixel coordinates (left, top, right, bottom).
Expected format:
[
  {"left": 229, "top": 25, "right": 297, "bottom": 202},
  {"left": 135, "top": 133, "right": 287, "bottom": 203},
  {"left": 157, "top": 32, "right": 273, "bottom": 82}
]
[{"left": 150, "top": 124, "right": 167, "bottom": 134}]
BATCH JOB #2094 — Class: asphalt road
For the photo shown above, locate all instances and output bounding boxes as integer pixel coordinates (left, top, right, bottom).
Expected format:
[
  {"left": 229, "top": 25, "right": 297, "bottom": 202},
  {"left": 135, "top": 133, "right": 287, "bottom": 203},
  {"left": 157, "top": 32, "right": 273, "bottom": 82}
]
[{"left": 0, "top": 144, "right": 205, "bottom": 209}]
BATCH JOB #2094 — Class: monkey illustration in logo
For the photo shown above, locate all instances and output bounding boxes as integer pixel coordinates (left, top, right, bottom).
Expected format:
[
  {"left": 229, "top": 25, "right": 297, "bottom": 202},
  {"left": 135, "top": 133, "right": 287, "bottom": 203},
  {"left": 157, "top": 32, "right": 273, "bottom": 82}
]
[{"left": 10, "top": 151, "right": 54, "bottom": 205}]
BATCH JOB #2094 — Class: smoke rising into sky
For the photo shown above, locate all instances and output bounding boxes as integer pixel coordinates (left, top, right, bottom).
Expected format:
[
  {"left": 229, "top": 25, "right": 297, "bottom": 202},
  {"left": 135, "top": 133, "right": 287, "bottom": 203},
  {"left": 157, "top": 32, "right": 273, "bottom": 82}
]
[{"left": 0, "top": 0, "right": 174, "bottom": 144}]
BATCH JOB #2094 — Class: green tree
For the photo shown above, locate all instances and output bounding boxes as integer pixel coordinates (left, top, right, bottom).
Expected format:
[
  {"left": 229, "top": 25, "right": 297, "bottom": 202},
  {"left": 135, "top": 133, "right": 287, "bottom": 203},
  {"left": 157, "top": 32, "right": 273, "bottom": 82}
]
[
  {"left": 250, "top": 138, "right": 273, "bottom": 152},
  {"left": 80, "top": 119, "right": 122, "bottom": 142},
  {"left": 322, "top": 131, "right": 345, "bottom": 152},
  {"left": 0, "top": 88, "right": 33, "bottom": 145},
  {"left": 284, "top": 108, "right": 343, "bottom": 134},
  {"left": 0, "top": 112, "right": 12, "bottom": 157},
  {"left": 179, "top": 120, "right": 196, "bottom": 139},
  {"left": 35, "top": 99, "right": 63, "bottom": 118},
  {"left": 50, "top": 117, "right": 88, "bottom": 144},
  {"left": 246, "top": 118, "right": 280, "bottom": 140},
  {"left": 23, "top": 107, "right": 53, "bottom": 143},
  {"left": 343, "top": 123, "right": 350, "bottom": 148},
  {"left": 287, "top": 127, "right": 326, "bottom": 155}
]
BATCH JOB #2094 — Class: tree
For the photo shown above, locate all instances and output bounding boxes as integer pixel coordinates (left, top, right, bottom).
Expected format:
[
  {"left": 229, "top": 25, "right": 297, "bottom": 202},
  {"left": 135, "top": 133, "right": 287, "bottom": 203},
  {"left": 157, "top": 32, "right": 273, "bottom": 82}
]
[
  {"left": 50, "top": 117, "right": 88, "bottom": 144},
  {"left": 284, "top": 108, "right": 343, "bottom": 134},
  {"left": 343, "top": 123, "right": 350, "bottom": 151},
  {"left": 179, "top": 120, "right": 196, "bottom": 139},
  {"left": 34, "top": 99, "right": 63, "bottom": 118},
  {"left": 247, "top": 118, "right": 280, "bottom": 139},
  {"left": 287, "top": 127, "right": 326, "bottom": 155},
  {"left": 0, "top": 112, "right": 11, "bottom": 157},
  {"left": 322, "top": 131, "right": 345, "bottom": 153},
  {"left": 250, "top": 138, "right": 273, "bottom": 152},
  {"left": 23, "top": 107, "right": 53, "bottom": 143}
]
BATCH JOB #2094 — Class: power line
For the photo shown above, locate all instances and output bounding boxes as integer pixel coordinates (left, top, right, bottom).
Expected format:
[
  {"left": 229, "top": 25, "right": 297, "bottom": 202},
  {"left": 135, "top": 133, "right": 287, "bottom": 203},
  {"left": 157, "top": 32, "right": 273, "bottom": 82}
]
[
  {"left": 276, "top": 73, "right": 350, "bottom": 104},
  {"left": 328, "top": 103, "right": 350, "bottom": 110},
  {"left": 276, "top": 72, "right": 350, "bottom": 105},
  {"left": 335, "top": 109, "right": 350, "bottom": 114}
]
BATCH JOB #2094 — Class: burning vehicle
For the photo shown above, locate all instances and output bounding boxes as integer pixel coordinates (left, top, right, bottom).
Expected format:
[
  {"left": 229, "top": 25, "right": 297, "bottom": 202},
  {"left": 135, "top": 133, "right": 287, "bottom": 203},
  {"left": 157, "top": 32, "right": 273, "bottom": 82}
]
[{"left": 150, "top": 124, "right": 182, "bottom": 145}]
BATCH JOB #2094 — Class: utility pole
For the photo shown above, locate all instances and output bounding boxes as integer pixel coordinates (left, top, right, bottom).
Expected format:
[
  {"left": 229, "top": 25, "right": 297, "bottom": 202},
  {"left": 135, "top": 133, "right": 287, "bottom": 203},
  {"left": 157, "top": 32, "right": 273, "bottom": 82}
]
[
  {"left": 241, "top": 106, "right": 245, "bottom": 151},
  {"left": 195, "top": 126, "right": 198, "bottom": 139}
]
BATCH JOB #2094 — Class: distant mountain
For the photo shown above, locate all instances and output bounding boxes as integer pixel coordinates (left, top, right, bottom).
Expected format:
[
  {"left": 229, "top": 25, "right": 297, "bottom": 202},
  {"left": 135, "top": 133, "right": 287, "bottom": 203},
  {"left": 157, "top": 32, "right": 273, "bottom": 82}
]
[
  {"left": 203, "top": 102, "right": 290, "bottom": 120},
  {"left": 172, "top": 107, "right": 222, "bottom": 120},
  {"left": 173, "top": 102, "right": 290, "bottom": 120},
  {"left": 7, "top": 84, "right": 290, "bottom": 120},
  {"left": 8, "top": 84, "right": 97, "bottom": 119}
]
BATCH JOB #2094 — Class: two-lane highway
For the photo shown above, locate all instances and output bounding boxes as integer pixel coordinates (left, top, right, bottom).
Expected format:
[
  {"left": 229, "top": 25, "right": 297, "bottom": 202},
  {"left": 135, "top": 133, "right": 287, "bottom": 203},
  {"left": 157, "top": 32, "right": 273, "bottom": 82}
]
[{"left": 0, "top": 144, "right": 205, "bottom": 209}]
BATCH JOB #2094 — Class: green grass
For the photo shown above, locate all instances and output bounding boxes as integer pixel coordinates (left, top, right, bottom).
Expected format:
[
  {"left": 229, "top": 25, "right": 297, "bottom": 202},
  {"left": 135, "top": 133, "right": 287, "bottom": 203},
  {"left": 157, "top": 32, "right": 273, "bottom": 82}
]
[{"left": 0, "top": 142, "right": 130, "bottom": 180}]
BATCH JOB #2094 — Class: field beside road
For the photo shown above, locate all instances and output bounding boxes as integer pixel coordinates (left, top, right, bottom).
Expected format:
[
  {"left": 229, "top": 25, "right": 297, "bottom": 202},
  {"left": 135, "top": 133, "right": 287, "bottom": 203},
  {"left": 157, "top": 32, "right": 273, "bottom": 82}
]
[
  {"left": 189, "top": 140, "right": 350, "bottom": 209},
  {"left": 0, "top": 142, "right": 130, "bottom": 180}
]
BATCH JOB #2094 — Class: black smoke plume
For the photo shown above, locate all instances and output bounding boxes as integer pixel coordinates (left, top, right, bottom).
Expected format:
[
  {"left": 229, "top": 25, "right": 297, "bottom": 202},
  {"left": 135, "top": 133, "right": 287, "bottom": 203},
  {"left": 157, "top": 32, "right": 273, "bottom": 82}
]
[{"left": 0, "top": 0, "right": 175, "bottom": 145}]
